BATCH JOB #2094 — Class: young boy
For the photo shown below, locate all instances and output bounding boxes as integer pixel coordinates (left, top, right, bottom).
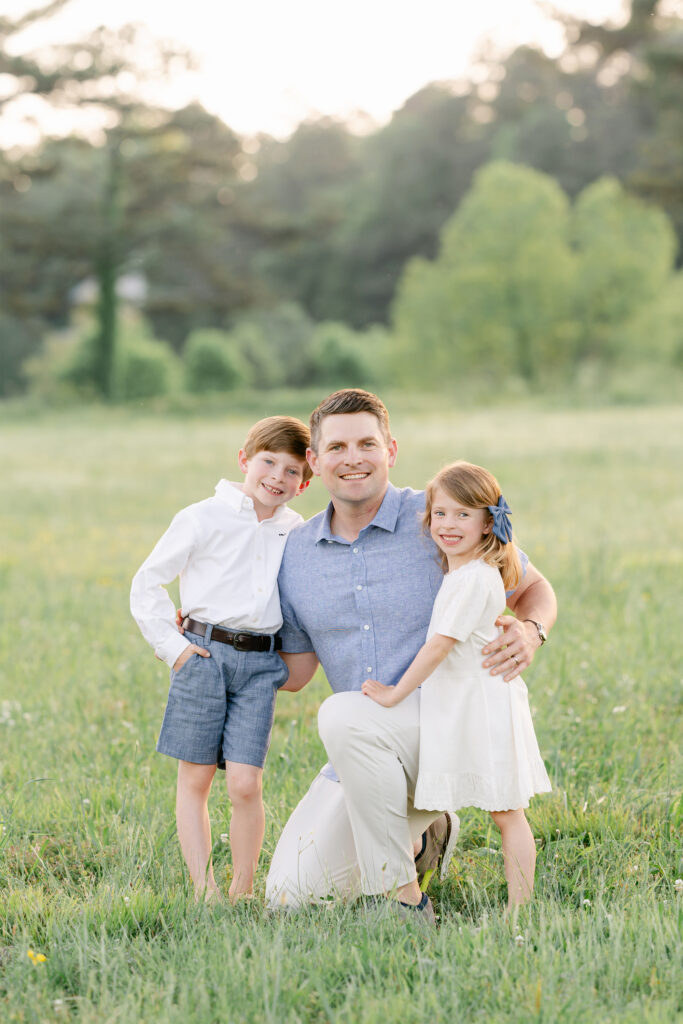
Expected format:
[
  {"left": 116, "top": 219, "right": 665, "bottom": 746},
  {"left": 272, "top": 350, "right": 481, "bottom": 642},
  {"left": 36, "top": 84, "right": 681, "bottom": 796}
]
[{"left": 130, "top": 416, "right": 311, "bottom": 902}]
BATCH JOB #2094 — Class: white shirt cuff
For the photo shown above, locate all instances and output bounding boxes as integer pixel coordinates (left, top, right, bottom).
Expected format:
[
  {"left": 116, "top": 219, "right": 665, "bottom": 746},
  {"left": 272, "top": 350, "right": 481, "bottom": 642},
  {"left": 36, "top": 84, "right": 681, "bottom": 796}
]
[{"left": 156, "top": 635, "right": 191, "bottom": 669}]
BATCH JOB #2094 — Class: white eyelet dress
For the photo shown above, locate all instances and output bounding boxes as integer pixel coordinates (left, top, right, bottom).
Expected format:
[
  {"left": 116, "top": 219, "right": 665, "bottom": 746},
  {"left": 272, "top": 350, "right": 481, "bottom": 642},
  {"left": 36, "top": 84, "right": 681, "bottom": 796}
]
[{"left": 414, "top": 558, "right": 552, "bottom": 813}]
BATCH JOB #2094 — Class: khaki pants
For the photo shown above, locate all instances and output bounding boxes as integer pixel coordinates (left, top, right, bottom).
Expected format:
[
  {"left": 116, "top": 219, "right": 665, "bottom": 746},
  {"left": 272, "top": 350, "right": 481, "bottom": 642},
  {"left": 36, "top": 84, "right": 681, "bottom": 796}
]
[{"left": 265, "top": 690, "right": 441, "bottom": 907}]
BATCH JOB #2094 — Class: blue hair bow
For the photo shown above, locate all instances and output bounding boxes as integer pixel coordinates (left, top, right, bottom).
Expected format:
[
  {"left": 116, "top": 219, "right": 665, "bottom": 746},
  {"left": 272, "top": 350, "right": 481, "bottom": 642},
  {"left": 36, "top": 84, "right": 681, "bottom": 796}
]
[{"left": 488, "top": 495, "right": 512, "bottom": 544}]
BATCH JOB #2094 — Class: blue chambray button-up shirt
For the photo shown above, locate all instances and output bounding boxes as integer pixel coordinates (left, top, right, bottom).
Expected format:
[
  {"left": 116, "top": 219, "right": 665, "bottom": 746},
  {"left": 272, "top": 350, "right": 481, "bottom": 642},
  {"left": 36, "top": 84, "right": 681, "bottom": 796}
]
[
  {"left": 278, "top": 482, "right": 527, "bottom": 781},
  {"left": 279, "top": 483, "right": 442, "bottom": 693}
]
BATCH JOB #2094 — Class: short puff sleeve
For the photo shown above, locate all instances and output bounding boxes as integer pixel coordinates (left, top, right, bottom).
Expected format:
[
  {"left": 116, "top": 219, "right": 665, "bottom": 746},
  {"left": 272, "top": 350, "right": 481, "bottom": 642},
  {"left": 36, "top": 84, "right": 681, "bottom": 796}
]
[{"left": 431, "top": 566, "right": 493, "bottom": 644}]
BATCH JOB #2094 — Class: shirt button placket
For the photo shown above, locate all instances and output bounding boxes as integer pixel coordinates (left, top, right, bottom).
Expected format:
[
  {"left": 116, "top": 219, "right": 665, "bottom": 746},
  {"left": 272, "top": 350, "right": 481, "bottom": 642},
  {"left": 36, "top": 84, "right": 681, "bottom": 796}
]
[{"left": 353, "top": 543, "right": 374, "bottom": 684}]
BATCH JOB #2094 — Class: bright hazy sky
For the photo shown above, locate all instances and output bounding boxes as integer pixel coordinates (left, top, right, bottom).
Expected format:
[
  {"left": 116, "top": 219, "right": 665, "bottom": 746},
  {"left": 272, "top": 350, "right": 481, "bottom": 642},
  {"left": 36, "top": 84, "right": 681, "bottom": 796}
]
[{"left": 4, "top": 0, "right": 632, "bottom": 141}]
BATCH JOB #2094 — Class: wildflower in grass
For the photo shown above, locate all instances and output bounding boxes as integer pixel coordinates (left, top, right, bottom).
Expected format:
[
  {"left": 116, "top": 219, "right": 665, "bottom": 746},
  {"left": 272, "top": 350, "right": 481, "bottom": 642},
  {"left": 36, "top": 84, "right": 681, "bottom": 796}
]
[
  {"left": 27, "top": 948, "right": 47, "bottom": 964},
  {"left": 82, "top": 798, "right": 91, "bottom": 808},
  {"left": 612, "top": 705, "right": 627, "bottom": 714},
  {"left": 674, "top": 879, "right": 683, "bottom": 894},
  {"left": 220, "top": 833, "right": 229, "bottom": 844},
  {"left": 514, "top": 934, "right": 525, "bottom": 946},
  {"left": 53, "top": 999, "right": 64, "bottom": 1012},
  {"left": 123, "top": 895, "right": 130, "bottom": 905},
  {"left": 583, "top": 898, "right": 591, "bottom": 907}
]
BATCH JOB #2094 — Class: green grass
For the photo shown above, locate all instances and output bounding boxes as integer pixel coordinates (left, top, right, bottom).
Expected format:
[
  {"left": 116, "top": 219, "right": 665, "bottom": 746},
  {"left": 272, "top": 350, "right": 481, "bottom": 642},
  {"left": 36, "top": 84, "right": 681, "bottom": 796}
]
[{"left": 0, "top": 401, "right": 681, "bottom": 1023}]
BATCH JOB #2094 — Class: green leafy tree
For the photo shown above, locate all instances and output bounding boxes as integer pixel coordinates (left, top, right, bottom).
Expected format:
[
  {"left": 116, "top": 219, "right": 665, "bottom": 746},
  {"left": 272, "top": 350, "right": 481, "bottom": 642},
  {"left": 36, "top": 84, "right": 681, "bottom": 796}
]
[
  {"left": 571, "top": 176, "right": 678, "bottom": 361},
  {"left": 557, "top": 0, "right": 683, "bottom": 253},
  {"left": 0, "top": 2, "right": 195, "bottom": 398},
  {"left": 393, "top": 161, "right": 680, "bottom": 388},
  {"left": 393, "top": 162, "right": 576, "bottom": 385}
]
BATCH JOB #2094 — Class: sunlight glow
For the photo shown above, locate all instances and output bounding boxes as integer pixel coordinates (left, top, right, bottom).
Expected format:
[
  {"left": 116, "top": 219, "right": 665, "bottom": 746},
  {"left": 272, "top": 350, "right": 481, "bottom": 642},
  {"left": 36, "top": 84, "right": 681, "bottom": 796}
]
[{"left": 2, "top": 0, "right": 630, "bottom": 142}]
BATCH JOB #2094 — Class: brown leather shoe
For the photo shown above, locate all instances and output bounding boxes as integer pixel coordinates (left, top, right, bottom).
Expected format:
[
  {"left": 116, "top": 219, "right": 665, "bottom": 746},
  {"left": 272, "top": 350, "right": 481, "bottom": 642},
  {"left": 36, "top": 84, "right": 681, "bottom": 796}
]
[
  {"left": 364, "top": 892, "right": 436, "bottom": 927},
  {"left": 396, "top": 892, "right": 436, "bottom": 926},
  {"left": 415, "top": 812, "right": 459, "bottom": 890}
]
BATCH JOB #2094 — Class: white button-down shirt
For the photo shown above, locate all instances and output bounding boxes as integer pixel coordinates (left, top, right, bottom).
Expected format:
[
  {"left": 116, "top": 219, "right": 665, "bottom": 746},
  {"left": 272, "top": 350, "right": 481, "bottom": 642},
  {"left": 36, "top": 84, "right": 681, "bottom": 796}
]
[{"left": 130, "top": 479, "right": 303, "bottom": 668}]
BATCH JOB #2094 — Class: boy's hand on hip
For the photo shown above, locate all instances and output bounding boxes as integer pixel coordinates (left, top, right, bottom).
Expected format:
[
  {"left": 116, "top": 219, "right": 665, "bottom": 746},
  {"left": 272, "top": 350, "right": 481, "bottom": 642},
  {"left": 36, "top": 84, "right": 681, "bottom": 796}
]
[
  {"left": 361, "top": 678, "right": 398, "bottom": 707},
  {"left": 173, "top": 644, "right": 210, "bottom": 672}
]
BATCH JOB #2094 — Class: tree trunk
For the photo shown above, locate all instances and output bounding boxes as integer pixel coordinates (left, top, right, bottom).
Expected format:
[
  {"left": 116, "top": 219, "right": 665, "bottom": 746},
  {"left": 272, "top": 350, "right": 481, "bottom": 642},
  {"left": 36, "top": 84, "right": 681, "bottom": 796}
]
[{"left": 94, "top": 140, "right": 122, "bottom": 399}]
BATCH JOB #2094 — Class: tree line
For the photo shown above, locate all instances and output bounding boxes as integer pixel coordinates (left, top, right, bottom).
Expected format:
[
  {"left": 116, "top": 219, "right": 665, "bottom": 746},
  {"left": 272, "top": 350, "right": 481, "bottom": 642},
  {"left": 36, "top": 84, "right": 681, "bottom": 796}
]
[{"left": 0, "top": 0, "right": 681, "bottom": 399}]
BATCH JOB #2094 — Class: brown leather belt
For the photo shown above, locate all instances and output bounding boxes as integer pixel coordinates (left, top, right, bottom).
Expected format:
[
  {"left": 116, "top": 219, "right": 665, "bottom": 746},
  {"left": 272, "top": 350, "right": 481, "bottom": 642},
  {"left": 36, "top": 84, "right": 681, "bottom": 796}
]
[{"left": 182, "top": 617, "right": 282, "bottom": 653}]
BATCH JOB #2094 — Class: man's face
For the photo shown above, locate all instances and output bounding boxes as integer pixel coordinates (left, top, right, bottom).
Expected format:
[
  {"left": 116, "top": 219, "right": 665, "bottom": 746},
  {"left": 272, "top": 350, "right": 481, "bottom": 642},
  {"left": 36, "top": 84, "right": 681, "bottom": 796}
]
[{"left": 307, "top": 412, "right": 397, "bottom": 508}]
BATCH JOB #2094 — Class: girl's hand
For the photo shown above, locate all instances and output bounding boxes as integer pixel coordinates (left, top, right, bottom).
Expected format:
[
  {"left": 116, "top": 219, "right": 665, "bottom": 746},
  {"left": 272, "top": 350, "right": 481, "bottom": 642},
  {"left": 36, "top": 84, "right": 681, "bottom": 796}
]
[{"left": 361, "top": 678, "right": 400, "bottom": 707}]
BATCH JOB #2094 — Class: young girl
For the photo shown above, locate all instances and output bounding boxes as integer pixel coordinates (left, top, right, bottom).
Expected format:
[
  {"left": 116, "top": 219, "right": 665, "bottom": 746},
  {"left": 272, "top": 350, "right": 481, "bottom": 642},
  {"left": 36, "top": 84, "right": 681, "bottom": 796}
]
[{"left": 362, "top": 461, "right": 551, "bottom": 909}]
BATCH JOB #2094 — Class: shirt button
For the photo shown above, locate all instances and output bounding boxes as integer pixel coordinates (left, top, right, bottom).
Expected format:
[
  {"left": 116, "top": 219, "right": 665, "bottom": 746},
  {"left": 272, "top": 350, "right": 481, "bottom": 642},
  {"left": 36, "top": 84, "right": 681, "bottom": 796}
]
[
  {"left": 356, "top": 585, "right": 363, "bottom": 591},
  {"left": 367, "top": 667, "right": 372, "bottom": 673},
  {"left": 353, "top": 547, "right": 359, "bottom": 553},
  {"left": 363, "top": 624, "right": 370, "bottom": 631}
]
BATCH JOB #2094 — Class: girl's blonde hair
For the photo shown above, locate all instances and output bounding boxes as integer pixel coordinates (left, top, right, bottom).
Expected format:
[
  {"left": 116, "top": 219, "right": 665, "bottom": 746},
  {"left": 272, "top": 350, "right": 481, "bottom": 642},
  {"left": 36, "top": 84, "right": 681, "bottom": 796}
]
[{"left": 423, "top": 460, "right": 522, "bottom": 592}]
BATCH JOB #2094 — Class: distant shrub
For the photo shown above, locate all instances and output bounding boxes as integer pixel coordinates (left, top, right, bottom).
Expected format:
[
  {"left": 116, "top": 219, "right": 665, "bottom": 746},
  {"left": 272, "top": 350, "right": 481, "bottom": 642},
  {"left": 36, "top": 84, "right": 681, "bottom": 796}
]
[
  {"left": 113, "top": 333, "right": 180, "bottom": 400},
  {"left": 309, "top": 322, "right": 377, "bottom": 388},
  {"left": 24, "top": 312, "right": 180, "bottom": 403},
  {"left": 23, "top": 329, "right": 95, "bottom": 404},
  {"left": 0, "top": 312, "right": 43, "bottom": 398},
  {"left": 183, "top": 329, "right": 250, "bottom": 392},
  {"left": 231, "top": 303, "right": 315, "bottom": 388}
]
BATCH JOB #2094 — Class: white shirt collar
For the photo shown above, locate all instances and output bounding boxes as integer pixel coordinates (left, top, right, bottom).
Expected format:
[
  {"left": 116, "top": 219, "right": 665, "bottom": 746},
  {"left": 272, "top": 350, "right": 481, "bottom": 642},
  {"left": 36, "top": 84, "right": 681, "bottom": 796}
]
[{"left": 214, "top": 478, "right": 288, "bottom": 521}]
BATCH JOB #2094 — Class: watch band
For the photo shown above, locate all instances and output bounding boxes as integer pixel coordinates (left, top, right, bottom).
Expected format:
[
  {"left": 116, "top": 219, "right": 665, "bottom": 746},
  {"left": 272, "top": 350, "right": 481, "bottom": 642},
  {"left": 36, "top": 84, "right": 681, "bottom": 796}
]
[{"left": 524, "top": 619, "right": 547, "bottom": 645}]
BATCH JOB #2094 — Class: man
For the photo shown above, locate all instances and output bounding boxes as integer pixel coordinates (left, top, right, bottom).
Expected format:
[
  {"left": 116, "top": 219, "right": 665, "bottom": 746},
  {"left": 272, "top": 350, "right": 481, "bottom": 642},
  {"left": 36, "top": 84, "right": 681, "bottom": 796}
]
[{"left": 267, "top": 390, "right": 557, "bottom": 918}]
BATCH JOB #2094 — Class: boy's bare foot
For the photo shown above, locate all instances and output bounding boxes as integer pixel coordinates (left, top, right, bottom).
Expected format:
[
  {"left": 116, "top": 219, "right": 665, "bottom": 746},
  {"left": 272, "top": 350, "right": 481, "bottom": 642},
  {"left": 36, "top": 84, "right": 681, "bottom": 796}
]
[
  {"left": 229, "top": 892, "right": 255, "bottom": 905},
  {"left": 228, "top": 886, "right": 255, "bottom": 904},
  {"left": 196, "top": 887, "right": 223, "bottom": 905}
]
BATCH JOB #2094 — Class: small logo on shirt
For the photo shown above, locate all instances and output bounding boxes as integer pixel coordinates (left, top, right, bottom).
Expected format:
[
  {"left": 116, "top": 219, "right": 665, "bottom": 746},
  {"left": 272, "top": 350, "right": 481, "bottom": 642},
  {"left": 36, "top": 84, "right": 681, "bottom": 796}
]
[{"left": 278, "top": 532, "right": 286, "bottom": 536}]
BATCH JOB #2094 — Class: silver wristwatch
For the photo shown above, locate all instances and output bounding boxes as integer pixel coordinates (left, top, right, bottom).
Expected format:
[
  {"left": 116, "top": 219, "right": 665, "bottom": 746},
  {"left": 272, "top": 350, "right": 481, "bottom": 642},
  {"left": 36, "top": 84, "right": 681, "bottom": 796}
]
[{"left": 524, "top": 619, "right": 547, "bottom": 645}]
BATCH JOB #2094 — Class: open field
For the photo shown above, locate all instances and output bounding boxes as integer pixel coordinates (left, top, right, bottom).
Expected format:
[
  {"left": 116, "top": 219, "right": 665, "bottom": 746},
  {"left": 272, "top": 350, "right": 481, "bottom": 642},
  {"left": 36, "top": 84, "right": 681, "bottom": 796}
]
[{"left": 0, "top": 400, "right": 681, "bottom": 1023}]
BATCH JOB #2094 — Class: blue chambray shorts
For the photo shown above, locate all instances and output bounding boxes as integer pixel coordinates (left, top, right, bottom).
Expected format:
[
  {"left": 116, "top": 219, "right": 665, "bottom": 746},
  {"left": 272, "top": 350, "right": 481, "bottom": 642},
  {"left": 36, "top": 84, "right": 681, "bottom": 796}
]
[{"left": 156, "top": 627, "right": 288, "bottom": 769}]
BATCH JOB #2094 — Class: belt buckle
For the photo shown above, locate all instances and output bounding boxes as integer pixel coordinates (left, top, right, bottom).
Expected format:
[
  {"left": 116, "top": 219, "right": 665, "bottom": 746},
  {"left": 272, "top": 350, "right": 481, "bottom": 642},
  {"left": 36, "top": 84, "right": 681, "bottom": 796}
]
[{"left": 232, "top": 632, "right": 252, "bottom": 652}]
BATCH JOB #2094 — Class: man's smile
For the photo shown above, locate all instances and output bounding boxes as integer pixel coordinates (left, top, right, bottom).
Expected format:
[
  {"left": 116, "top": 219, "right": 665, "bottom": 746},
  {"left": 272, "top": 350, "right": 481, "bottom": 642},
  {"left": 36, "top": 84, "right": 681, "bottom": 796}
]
[{"left": 339, "top": 472, "right": 370, "bottom": 480}]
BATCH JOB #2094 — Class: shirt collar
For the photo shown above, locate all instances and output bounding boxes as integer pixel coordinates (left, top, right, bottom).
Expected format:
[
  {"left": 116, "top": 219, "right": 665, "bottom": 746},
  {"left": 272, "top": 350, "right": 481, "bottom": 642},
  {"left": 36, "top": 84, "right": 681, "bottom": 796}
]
[
  {"left": 315, "top": 483, "right": 401, "bottom": 544},
  {"left": 215, "top": 479, "right": 287, "bottom": 521}
]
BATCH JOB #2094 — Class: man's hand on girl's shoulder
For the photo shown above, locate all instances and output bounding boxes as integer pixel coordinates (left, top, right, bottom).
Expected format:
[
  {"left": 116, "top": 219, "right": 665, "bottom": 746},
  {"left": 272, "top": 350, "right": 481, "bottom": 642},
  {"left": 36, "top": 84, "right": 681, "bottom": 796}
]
[{"left": 482, "top": 616, "right": 538, "bottom": 681}]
